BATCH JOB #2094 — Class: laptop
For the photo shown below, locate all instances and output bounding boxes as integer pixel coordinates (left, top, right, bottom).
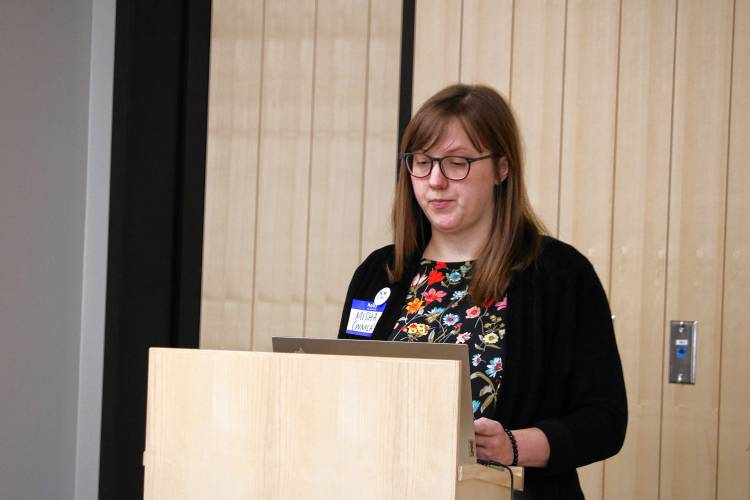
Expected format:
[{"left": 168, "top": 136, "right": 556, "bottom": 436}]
[{"left": 272, "top": 336, "right": 477, "bottom": 465}]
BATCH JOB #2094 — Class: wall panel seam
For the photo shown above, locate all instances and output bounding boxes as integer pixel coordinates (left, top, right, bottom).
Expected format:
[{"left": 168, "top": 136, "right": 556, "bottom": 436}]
[
  {"left": 251, "top": 0, "right": 269, "bottom": 350},
  {"left": 358, "top": 0, "right": 374, "bottom": 263},
  {"left": 302, "top": 0, "right": 320, "bottom": 338},
  {"left": 603, "top": 2, "right": 624, "bottom": 496},
  {"left": 458, "top": 0, "right": 465, "bottom": 82},
  {"left": 555, "top": 0, "right": 570, "bottom": 238},
  {"left": 607, "top": 0, "right": 624, "bottom": 298},
  {"left": 714, "top": 0, "right": 738, "bottom": 497},
  {"left": 507, "top": 0, "right": 516, "bottom": 100},
  {"left": 657, "top": 1, "right": 681, "bottom": 497}
]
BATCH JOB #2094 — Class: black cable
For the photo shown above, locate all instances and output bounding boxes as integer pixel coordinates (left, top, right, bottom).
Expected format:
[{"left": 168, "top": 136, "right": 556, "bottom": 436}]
[{"left": 477, "top": 459, "right": 516, "bottom": 499}]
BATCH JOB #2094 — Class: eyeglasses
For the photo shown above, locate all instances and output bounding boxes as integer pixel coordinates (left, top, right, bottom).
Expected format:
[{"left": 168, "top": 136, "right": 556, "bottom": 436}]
[{"left": 400, "top": 152, "right": 499, "bottom": 181}]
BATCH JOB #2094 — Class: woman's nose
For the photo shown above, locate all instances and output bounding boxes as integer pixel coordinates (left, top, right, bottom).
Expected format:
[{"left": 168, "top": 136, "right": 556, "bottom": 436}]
[{"left": 428, "top": 159, "right": 449, "bottom": 188}]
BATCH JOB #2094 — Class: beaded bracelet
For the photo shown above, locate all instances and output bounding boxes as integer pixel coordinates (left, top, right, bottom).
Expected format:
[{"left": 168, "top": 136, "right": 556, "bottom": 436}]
[{"left": 503, "top": 428, "right": 518, "bottom": 466}]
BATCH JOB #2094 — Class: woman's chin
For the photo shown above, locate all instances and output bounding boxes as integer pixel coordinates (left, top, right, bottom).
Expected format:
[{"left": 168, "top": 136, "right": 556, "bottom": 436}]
[{"left": 427, "top": 218, "right": 461, "bottom": 235}]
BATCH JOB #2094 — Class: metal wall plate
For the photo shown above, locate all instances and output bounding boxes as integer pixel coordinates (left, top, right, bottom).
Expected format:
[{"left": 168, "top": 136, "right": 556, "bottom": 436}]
[{"left": 669, "top": 320, "right": 697, "bottom": 384}]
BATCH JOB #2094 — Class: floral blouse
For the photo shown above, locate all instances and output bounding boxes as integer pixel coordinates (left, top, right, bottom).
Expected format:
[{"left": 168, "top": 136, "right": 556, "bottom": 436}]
[{"left": 390, "top": 259, "right": 508, "bottom": 418}]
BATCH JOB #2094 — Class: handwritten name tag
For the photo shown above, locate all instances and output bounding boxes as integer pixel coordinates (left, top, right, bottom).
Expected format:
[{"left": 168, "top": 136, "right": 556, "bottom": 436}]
[{"left": 345, "top": 299, "right": 386, "bottom": 337}]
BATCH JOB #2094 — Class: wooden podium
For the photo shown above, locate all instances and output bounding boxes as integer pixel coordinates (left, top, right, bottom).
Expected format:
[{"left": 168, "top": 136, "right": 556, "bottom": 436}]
[{"left": 143, "top": 348, "right": 522, "bottom": 499}]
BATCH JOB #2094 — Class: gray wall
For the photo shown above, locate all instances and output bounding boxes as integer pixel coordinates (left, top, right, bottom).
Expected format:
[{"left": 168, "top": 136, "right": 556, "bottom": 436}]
[{"left": 0, "top": 0, "right": 114, "bottom": 498}]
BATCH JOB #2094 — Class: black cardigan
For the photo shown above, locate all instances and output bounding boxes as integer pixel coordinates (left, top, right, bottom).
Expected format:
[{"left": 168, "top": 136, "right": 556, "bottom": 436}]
[{"left": 337, "top": 237, "right": 627, "bottom": 499}]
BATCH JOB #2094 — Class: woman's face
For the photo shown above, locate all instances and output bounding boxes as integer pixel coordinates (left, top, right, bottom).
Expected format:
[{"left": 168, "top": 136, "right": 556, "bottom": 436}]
[{"left": 410, "top": 119, "right": 507, "bottom": 243}]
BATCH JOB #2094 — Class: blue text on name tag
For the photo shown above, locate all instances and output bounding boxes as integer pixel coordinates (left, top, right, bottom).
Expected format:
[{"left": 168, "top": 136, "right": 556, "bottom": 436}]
[{"left": 345, "top": 299, "right": 386, "bottom": 337}]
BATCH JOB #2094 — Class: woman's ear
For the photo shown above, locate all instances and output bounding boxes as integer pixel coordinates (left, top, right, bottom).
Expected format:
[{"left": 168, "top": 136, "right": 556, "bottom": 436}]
[{"left": 495, "top": 157, "right": 509, "bottom": 185}]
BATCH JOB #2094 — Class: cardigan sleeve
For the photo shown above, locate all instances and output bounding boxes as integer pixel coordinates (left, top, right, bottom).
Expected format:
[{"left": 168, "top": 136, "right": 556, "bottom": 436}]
[
  {"left": 533, "top": 257, "right": 628, "bottom": 473},
  {"left": 337, "top": 257, "right": 371, "bottom": 338},
  {"left": 337, "top": 245, "right": 395, "bottom": 339}
]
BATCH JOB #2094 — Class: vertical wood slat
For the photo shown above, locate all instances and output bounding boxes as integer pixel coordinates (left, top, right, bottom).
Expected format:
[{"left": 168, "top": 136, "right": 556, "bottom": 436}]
[
  {"left": 604, "top": 1, "right": 676, "bottom": 499},
  {"left": 252, "top": 0, "right": 317, "bottom": 351},
  {"left": 459, "top": 0, "right": 513, "bottom": 95},
  {"left": 360, "top": 0, "right": 402, "bottom": 257},
  {"left": 717, "top": 1, "right": 749, "bottom": 499},
  {"left": 557, "top": 1, "right": 621, "bottom": 498},
  {"left": 558, "top": 0, "right": 620, "bottom": 285},
  {"left": 509, "top": 0, "right": 566, "bottom": 235},
  {"left": 412, "top": 0, "right": 461, "bottom": 111},
  {"left": 660, "top": 1, "right": 735, "bottom": 499},
  {"left": 304, "top": 0, "right": 371, "bottom": 339},
  {"left": 200, "top": 0, "right": 265, "bottom": 350}
]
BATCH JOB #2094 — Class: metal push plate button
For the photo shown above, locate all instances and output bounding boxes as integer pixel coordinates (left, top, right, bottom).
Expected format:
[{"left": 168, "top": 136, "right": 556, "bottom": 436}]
[{"left": 669, "top": 320, "right": 697, "bottom": 385}]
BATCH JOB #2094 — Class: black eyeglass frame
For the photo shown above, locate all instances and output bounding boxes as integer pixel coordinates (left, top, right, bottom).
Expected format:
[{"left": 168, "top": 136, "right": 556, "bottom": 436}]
[{"left": 399, "top": 152, "right": 500, "bottom": 181}]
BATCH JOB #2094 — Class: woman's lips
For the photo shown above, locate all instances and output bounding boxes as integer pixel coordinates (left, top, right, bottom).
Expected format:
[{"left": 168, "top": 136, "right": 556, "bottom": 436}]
[{"left": 429, "top": 199, "right": 452, "bottom": 209}]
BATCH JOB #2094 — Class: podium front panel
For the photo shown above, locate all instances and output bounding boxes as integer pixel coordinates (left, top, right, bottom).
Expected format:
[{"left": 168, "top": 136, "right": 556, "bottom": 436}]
[{"left": 144, "top": 348, "right": 463, "bottom": 499}]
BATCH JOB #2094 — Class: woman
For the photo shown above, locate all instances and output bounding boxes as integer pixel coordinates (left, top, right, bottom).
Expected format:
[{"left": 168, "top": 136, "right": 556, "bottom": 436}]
[{"left": 337, "top": 84, "right": 627, "bottom": 499}]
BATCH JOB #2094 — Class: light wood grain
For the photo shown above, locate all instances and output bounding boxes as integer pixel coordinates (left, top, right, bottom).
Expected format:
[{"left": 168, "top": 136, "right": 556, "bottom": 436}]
[
  {"left": 558, "top": 0, "right": 619, "bottom": 291},
  {"left": 200, "top": 0, "right": 265, "bottom": 350},
  {"left": 557, "top": 2, "right": 621, "bottom": 497},
  {"left": 144, "top": 348, "right": 463, "bottom": 499},
  {"left": 460, "top": 0, "right": 513, "bottom": 95},
  {"left": 717, "top": 1, "right": 750, "bottom": 498},
  {"left": 412, "top": 0, "right": 462, "bottom": 110},
  {"left": 509, "top": 0, "right": 566, "bottom": 235},
  {"left": 304, "top": 0, "right": 370, "bottom": 340},
  {"left": 660, "top": 1, "right": 734, "bottom": 499},
  {"left": 360, "top": 0, "right": 401, "bottom": 257},
  {"left": 604, "top": 2, "right": 676, "bottom": 499},
  {"left": 251, "top": 0, "right": 316, "bottom": 352}
]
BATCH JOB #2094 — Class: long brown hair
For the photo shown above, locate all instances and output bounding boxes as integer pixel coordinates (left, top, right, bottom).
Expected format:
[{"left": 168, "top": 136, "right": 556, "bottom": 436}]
[{"left": 389, "top": 83, "right": 546, "bottom": 303}]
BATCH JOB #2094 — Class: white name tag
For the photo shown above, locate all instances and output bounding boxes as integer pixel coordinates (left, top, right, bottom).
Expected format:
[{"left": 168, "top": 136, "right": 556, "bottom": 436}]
[{"left": 345, "top": 299, "right": 386, "bottom": 337}]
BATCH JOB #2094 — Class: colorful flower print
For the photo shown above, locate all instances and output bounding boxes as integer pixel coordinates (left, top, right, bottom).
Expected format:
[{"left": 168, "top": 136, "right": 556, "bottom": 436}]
[
  {"left": 406, "top": 298, "right": 424, "bottom": 314},
  {"left": 422, "top": 288, "right": 447, "bottom": 304},
  {"left": 427, "top": 270, "right": 445, "bottom": 286},
  {"left": 481, "top": 332, "right": 499, "bottom": 344},
  {"left": 406, "top": 323, "right": 429, "bottom": 336},
  {"left": 442, "top": 313, "right": 460, "bottom": 326},
  {"left": 465, "top": 306, "right": 481, "bottom": 319},
  {"left": 392, "top": 259, "right": 508, "bottom": 417},
  {"left": 411, "top": 273, "right": 428, "bottom": 288},
  {"left": 485, "top": 357, "right": 503, "bottom": 376},
  {"left": 447, "top": 271, "right": 462, "bottom": 284}
]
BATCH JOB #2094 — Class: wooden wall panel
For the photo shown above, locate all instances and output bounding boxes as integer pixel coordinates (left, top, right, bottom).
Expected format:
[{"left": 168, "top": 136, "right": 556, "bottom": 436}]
[
  {"left": 412, "top": 0, "right": 461, "bottom": 110},
  {"left": 509, "top": 0, "right": 565, "bottom": 235},
  {"left": 304, "top": 0, "right": 370, "bottom": 339},
  {"left": 460, "top": 0, "right": 513, "bottom": 94},
  {"left": 717, "top": 1, "right": 749, "bottom": 498},
  {"left": 360, "top": 0, "right": 402, "bottom": 258},
  {"left": 557, "top": 2, "right": 621, "bottom": 496},
  {"left": 558, "top": 0, "right": 619, "bottom": 285},
  {"left": 252, "top": 0, "right": 316, "bottom": 351},
  {"left": 604, "top": 1, "right": 675, "bottom": 499},
  {"left": 660, "top": 1, "right": 734, "bottom": 499},
  {"left": 202, "top": 2, "right": 750, "bottom": 497},
  {"left": 200, "top": 0, "right": 264, "bottom": 350}
]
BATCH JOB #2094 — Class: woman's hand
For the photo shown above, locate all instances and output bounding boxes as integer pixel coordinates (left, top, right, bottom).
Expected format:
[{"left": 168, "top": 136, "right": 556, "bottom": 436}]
[
  {"left": 474, "top": 417, "right": 514, "bottom": 464},
  {"left": 474, "top": 418, "right": 551, "bottom": 468}
]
